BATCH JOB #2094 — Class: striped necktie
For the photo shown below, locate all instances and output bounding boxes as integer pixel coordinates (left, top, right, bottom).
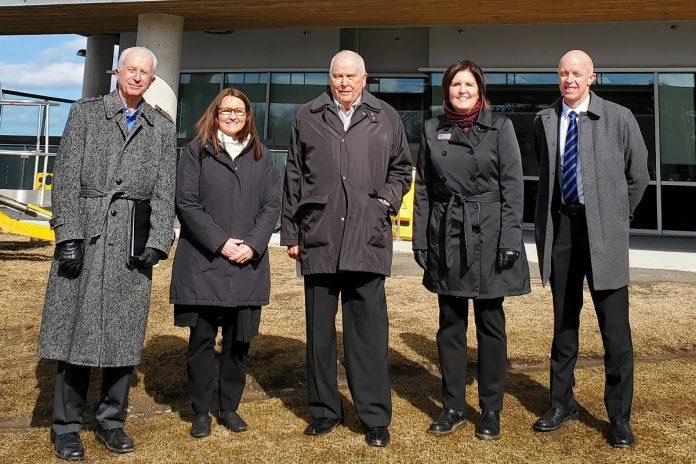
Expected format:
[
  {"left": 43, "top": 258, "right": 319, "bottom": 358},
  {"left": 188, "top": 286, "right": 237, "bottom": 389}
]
[{"left": 561, "top": 111, "right": 579, "bottom": 204}]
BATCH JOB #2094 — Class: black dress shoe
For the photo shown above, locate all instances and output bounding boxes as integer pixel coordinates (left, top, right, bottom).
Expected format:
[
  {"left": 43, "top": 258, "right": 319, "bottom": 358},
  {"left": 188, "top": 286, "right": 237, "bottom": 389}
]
[
  {"left": 532, "top": 407, "right": 579, "bottom": 432},
  {"left": 475, "top": 411, "right": 501, "bottom": 440},
  {"left": 304, "top": 417, "right": 342, "bottom": 436},
  {"left": 54, "top": 432, "right": 84, "bottom": 461},
  {"left": 219, "top": 410, "right": 248, "bottom": 433},
  {"left": 191, "top": 412, "right": 212, "bottom": 438},
  {"left": 608, "top": 421, "right": 636, "bottom": 448},
  {"left": 427, "top": 409, "right": 466, "bottom": 436},
  {"left": 365, "top": 426, "right": 390, "bottom": 447},
  {"left": 94, "top": 427, "right": 134, "bottom": 454}
]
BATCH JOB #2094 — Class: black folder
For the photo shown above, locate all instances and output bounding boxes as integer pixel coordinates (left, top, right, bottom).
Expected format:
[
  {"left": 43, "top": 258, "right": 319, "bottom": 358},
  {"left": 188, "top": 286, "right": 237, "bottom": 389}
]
[{"left": 129, "top": 201, "right": 151, "bottom": 260}]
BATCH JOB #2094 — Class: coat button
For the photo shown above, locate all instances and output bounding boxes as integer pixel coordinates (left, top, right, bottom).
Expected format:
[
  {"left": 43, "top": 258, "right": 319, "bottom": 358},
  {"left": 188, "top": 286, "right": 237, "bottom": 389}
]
[
  {"left": 111, "top": 210, "right": 117, "bottom": 216},
  {"left": 468, "top": 149, "right": 474, "bottom": 155},
  {"left": 470, "top": 176, "right": 476, "bottom": 182},
  {"left": 341, "top": 139, "right": 345, "bottom": 143},
  {"left": 442, "top": 150, "right": 447, "bottom": 156},
  {"left": 442, "top": 176, "right": 447, "bottom": 182},
  {"left": 473, "top": 204, "right": 479, "bottom": 210},
  {"left": 340, "top": 217, "right": 345, "bottom": 222},
  {"left": 116, "top": 179, "right": 122, "bottom": 185}
]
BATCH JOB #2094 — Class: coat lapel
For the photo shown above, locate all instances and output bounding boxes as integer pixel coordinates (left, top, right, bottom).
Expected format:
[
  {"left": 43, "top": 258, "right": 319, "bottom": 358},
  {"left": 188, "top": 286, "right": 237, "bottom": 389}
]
[{"left": 540, "top": 100, "right": 561, "bottom": 175}]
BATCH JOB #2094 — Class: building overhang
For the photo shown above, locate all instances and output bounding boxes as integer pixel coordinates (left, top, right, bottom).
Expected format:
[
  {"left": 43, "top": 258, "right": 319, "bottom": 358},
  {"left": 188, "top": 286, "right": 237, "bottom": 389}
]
[{"left": 2, "top": 0, "right": 696, "bottom": 35}]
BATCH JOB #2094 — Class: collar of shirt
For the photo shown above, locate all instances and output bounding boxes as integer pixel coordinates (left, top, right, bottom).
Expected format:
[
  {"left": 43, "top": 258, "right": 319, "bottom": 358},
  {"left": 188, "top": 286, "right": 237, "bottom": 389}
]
[
  {"left": 561, "top": 94, "right": 590, "bottom": 120},
  {"left": 334, "top": 96, "right": 361, "bottom": 131},
  {"left": 121, "top": 99, "right": 144, "bottom": 132},
  {"left": 334, "top": 96, "right": 361, "bottom": 115}
]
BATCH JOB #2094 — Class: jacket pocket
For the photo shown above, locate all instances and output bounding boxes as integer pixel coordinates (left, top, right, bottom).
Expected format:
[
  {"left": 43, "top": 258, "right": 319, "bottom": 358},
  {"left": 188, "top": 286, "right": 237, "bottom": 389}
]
[
  {"left": 297, "top": 194, "right": 330, "bottom": 248},
  {"left": 365, "top": 196, "right": 390, "bottom": 248}
]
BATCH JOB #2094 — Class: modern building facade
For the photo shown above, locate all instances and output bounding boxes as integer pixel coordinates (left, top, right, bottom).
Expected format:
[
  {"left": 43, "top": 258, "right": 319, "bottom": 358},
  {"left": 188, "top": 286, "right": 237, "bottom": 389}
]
[{"left": 2, "top": 1, "right": 696, "bottom": 235}]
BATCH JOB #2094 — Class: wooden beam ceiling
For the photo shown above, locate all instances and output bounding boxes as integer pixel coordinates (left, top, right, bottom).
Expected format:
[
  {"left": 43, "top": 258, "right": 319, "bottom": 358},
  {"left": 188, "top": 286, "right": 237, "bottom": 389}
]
[{"left": 1, "top": 0, "right": 696, "bottom": 35}]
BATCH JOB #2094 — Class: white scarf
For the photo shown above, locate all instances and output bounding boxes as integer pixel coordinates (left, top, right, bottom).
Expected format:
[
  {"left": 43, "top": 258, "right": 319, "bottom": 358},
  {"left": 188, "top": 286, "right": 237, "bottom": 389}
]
[{"left": 217, "top": 130, "right": 250, "bottom": 160}]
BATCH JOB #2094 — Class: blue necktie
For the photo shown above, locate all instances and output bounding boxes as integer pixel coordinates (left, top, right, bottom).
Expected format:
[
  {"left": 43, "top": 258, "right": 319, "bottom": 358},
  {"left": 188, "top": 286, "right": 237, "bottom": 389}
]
[{"left": 561, "top": 111, "right": 579, "bottom": 204}]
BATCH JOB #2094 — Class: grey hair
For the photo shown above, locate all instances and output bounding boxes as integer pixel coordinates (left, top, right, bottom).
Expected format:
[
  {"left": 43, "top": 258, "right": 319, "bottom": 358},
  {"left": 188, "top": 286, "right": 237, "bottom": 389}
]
[
  {"left": 117, "top": 46, "right": 158, "bottom": 74},
  {"left": 329, "top": 50, "right": 366, "bottom": 74}
]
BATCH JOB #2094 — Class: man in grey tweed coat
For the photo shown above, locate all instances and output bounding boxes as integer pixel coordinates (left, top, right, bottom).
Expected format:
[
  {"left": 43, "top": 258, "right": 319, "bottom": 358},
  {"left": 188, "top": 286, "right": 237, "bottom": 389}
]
[{"left": 38, "top": 47, "right": 176, "bottom": 461}]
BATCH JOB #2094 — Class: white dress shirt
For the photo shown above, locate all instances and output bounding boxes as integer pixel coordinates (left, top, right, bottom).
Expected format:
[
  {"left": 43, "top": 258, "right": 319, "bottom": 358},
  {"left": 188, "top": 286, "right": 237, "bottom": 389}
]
[
  {"left": 334, "top": 96, "right": 361, "bottom": 131},
  {"left": 559, "top": 95, "right": 590, "bottom": 204}
]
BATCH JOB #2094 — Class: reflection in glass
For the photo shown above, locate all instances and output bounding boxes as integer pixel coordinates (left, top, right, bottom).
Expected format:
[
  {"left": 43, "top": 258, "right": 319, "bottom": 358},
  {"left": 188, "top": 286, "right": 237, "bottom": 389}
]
[
  {"left": 658, "top": 73, "right": 696, "bottom": 182},
  {"left": 268, "top": 73, "right": 328, "bottom": 147},
  {"left": 177, "top": 73, "right": 222, "bottom": 139},
  {"left": 595, "top": 73, "right": 656, "bottom": 180},
  {"left": 662, "top": 185, "right": 696, "bottom": 231},
  {"left": 369, "top": 77, "right": 426, "bottom": 146},
  {"left": 224, "top": 73, "right": 269, "bottom": 138}
]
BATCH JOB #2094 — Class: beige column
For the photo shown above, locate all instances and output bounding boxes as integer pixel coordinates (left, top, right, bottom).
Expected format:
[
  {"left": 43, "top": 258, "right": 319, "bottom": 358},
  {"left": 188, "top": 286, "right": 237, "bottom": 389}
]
[{"left": 134, "top": 13, "right": 184, "bottom": 119}]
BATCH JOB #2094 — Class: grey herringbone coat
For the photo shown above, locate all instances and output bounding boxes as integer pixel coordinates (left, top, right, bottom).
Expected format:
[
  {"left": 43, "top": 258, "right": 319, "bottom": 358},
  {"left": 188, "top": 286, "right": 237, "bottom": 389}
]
[{"left": 38, "top": 90, "right": 177, "bottom": 367}]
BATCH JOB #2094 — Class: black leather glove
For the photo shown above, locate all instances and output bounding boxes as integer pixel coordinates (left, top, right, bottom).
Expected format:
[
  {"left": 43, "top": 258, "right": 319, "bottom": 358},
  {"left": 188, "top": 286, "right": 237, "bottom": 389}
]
[
  {"left": 497, "top": 248, "right": 520, "bottom": 271},
  {"left": 137, "top": 247, "right": 162, "bottom": 268},
  {"left": 57, "top": 240, "right": 83, "bottom": 278},
  {"left": 414, "top": 249, "right": 428, "bottom": 270}
]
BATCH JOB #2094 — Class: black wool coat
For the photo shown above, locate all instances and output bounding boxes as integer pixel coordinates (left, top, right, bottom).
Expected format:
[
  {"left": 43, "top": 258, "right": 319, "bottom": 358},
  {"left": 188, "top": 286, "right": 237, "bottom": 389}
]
[
  {"left": 413, "top": 110, "right": 531, "bottom": 298},
  {"left": 169, "top": 138, "right": 281, "bottom": 307},
  {"left": 280, "top": 90, "right": 412, "bottom": 276}
]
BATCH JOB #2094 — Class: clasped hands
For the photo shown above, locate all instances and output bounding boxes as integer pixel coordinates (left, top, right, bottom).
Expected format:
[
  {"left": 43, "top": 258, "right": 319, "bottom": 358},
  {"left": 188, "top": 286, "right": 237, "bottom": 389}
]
[{"left": 220, "top": 238, "right": 254, "bottom": 264}]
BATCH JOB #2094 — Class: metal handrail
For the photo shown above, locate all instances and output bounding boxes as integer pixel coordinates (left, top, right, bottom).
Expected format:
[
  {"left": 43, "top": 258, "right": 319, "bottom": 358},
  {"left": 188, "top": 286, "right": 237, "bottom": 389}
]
[{"left": 0, "top": 98, "right": 59, "bottom": 206}]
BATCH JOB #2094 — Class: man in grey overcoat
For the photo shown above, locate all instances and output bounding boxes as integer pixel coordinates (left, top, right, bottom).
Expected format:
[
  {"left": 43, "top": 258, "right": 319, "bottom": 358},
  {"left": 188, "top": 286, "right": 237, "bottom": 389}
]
[
  {"left": 281, "top": 50, "right": 412, "bottom": 447},
  {"left": 38, "top": 47, "right": 176, "bottom": 461},
  {"left": 532, "top": 50, "right": 649, "bottom": 448}
]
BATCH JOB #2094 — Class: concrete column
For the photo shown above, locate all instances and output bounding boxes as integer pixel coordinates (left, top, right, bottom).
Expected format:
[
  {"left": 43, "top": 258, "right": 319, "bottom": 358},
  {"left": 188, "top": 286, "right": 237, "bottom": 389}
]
[
  {"left": 135, "top": 13, "right": 184, "bottom": 119},
  {"left": 81, "top": 34, "right": 117, "bottom": 98}
]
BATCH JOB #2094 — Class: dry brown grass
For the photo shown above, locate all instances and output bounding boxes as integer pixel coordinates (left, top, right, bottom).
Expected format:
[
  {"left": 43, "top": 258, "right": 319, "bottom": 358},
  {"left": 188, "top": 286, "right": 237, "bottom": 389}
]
[{"left": 1, "top": 236, "right": 695, "bottom": 463}]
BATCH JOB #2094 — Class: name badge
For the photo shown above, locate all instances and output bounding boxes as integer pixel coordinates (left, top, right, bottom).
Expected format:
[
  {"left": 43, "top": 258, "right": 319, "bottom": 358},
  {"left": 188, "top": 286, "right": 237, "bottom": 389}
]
[{"left": 437, "top": 133, "right": 452, "bottom": 141}]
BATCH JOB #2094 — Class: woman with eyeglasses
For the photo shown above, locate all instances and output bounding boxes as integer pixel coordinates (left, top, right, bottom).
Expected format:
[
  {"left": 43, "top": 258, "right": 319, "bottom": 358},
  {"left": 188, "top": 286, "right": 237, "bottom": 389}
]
[
  {"left": 170, "top": 87, "right": 280, "bottom": 438},
  {"left": 412, "top": 60, "right": 530, "bottom": 440}
]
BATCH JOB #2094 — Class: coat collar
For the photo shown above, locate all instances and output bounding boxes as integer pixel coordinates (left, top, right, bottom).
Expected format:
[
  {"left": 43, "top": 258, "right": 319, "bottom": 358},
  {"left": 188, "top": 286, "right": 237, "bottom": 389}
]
[
  {"left": 536, "top": 91, "right": 603, "bottom": 120},
  {"left": 310, "top": 89, "right": 382, "bottom": 113},
  {"left": 103, "top": 90, "right": 155, "bottom": 127}
]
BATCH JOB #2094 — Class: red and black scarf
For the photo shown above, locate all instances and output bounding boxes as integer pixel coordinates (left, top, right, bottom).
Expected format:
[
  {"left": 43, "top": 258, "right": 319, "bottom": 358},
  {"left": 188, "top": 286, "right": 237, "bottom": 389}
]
[{"left": 444, "top": 99, "right": 482, "bottom": 134}]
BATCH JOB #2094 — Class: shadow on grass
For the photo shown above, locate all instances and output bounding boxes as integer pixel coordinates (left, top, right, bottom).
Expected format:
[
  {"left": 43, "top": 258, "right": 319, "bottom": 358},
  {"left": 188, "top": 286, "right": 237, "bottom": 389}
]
[
  {"left": 398, "top": 331, "right": 603, "bottom": 434},
  {"left": 30, "top": 358, "right": 56, "bottom": 428}
]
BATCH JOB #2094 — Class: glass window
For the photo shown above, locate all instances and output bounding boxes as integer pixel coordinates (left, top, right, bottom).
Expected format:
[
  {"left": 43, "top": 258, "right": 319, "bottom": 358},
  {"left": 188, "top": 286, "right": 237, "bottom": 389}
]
[
  {"left": 661, "top": 185, "right": 696, "bottom": 231},
  {"left": 368, "top": 77, "right": 426, "bottom": 148},
  {"left": 224, "top": 73, "right": 268, "bottom": 138},
  {"left": 631, "top": 184, "right": 657, "bottom": 230},
  {"left": 268, "top": 72, "right": 328, "bottom": 147},
  {"left": 177, "top": 73, "right": 222, "bottom": 140},
  {"left": 595, "top": 73, "right": 656, "bottom": 180},
  {"left": 658, "top": 73, "right": 696, "bottom": 182}
]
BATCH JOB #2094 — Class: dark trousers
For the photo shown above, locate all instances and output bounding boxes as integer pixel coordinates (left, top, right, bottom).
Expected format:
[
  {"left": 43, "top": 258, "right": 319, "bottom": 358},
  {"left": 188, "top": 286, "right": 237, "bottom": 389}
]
[
  {"left": 549, "top": 209, "right": 633, "bottom": 422},
  {"left": 304, "top": 272, "right": 391, "bottom": 429},
  {"left": 187, "top": 310, "right": 250, "bottom": 415},
  {"left": 437, "top": 295, "right": 507, "bottom": 412},
  {"left": 52, "top": 362, "right": 133, "bottom": 435}
]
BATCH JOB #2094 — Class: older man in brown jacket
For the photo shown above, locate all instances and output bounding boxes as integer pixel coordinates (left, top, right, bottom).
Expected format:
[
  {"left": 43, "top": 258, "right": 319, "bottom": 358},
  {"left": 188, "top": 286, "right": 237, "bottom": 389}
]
[{"left": 281, "top": 50, "right": 412, "bottom": 447}]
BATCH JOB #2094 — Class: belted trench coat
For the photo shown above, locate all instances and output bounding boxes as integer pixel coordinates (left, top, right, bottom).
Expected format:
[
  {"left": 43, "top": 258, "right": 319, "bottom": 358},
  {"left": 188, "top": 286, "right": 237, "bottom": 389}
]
[
  {"left": 38, "top": 91, "right": 177, "bottom": 367},
  {"left": 280, "top": 90, "right": 412, "bottom": 276},
  {"left": 413, "top": 111, "right": 530, "bottom": 298}
]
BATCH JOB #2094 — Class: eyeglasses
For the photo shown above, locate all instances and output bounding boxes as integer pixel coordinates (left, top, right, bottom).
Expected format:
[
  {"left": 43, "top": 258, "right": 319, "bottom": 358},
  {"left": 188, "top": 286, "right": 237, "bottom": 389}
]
[{"left": 218, "top": 108, "right": 247, "bottom": 117}]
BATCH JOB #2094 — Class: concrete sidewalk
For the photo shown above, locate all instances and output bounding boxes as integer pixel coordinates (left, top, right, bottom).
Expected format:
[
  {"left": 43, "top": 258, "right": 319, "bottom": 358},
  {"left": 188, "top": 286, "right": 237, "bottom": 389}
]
[{"left": 269, "top": 230, "right": 696, "bottom": 282}]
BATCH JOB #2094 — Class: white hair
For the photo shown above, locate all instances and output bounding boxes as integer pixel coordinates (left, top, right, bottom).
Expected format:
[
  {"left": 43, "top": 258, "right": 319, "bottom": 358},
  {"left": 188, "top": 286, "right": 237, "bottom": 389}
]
[
  {"left": 329, "top": 50, "right": 366, "bottom": 74},
  {"left": 117, "top": 46, "right": 158, "bottom": 74}
]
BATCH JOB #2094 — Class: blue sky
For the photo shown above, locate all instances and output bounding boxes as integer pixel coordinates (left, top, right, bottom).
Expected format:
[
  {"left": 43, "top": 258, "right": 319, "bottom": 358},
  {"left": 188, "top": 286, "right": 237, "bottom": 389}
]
[{"left": 0, "top": 34, "right": 95, "bottom": 136}]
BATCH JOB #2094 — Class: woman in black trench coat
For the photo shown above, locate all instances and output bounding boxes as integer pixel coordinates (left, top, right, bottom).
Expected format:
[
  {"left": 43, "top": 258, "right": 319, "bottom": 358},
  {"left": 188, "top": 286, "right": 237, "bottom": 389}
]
[
  {"left": 170, "top": 88, "right": 280, "bottom": 438},
  {"left": 412, "top": 60, "right": 530, "bottom": 440}
]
